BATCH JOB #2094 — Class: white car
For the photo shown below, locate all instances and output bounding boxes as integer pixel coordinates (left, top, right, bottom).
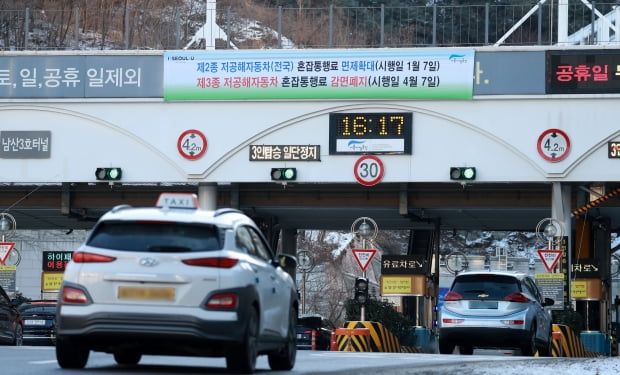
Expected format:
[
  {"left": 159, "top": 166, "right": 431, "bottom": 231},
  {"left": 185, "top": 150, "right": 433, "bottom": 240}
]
[{"left": 55, "top": 193, "right": 299, "bottom": 373}]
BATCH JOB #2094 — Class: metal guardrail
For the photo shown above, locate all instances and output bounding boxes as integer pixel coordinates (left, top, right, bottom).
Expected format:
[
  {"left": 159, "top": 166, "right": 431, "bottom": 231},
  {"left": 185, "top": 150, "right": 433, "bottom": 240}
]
[{"left": 0, "top": 2, "right": 619, "bottom": 51}]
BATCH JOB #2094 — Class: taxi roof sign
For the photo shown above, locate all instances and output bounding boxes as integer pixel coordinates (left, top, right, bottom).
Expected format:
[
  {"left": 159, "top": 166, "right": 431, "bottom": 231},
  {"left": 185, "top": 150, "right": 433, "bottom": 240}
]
[{"left": 156, "top": 193, "right": 199, "bottom": 209}]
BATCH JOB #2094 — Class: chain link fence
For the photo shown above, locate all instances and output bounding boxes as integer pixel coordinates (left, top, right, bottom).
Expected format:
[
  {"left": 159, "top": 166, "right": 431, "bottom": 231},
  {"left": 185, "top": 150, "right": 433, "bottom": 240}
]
[{"left": 1, "top": 2, "right": 619, "bottom": 51}]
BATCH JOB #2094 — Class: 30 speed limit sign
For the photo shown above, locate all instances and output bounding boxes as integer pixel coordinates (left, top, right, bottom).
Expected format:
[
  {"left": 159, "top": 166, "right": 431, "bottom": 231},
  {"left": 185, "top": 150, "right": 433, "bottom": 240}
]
[{"left": 354, "top": 155, "right": 385, "bottom": 186}]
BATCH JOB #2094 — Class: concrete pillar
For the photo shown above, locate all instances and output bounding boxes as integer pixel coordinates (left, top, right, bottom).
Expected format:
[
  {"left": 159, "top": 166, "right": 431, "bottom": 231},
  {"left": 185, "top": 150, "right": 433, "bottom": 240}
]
[
  {"left": 280, "top": 228, "right": 298, "bottom": 281},
  {"left": 198, "top": 183, "right": 217, "bottom": 210},
  {"left": 280, "top": 228, "right": 298, "bottom": 256},
  {"left": 551, "top": 182, "right": 573, "bottom": 303}
]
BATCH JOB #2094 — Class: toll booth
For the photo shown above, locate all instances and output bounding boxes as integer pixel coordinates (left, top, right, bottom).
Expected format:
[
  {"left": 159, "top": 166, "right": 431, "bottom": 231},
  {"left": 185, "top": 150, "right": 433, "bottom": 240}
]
[{"left": 572, "top": 217, "right": 613, "bottom": 354}]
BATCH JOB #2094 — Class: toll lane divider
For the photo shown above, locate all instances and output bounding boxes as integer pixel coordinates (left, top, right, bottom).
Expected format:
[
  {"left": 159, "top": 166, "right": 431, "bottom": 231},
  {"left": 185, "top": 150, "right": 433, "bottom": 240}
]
[
  {"left": 551, "top": 324, "right": 601, "bottom": 358},
  {"left": 337, "top": 321, "right": 412, "bottom": 352}
]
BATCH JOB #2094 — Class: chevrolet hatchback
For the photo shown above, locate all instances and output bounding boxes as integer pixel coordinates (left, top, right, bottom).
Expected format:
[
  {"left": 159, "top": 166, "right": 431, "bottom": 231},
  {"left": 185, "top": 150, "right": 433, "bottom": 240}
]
[
  {"left": 438, "top": 271, "right": 554, "bottom": 356},
  {"left": 55, "top": 193, "right": 299, "bottom": 373}
]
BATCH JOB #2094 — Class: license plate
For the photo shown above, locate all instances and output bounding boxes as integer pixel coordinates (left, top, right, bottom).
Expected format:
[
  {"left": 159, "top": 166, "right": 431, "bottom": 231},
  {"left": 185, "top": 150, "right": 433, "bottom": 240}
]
[
  {"left": 469, "top": 301, "right": 498, "bottom": 309},
  {"left": 118, "top": 286, "right": 175, "bottom": 301},
  {"left": 25, "top": 319, "right": 46, "bottom": 326}
]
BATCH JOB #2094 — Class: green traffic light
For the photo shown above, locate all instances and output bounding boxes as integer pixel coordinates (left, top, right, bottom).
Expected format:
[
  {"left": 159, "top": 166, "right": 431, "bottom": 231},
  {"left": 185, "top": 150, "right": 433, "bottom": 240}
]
[
  {"left": 450, "top": 167, "right": 476, "bottom": 181},
  {"left": 96, "top": 168, "right": 122, "bottom": 181},
  {"left": 271, "top": 168, "right": 296, "bottom": 181}
]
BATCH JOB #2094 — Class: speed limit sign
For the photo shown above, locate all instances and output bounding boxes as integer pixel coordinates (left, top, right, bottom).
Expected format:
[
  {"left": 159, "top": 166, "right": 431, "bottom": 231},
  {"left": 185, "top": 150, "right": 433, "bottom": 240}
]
[{"left": 354, "top": 155, "right": 385, "bottom": 186}]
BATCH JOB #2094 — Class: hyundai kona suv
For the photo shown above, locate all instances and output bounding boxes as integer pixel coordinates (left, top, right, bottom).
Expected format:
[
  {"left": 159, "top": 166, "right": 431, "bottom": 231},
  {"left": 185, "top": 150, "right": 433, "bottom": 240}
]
[
  {"left": 438, "top": 270, "right": 554, "bottom": 356},
  {"left": 55, "top": 193, "right": 299, "bottom": 373}
]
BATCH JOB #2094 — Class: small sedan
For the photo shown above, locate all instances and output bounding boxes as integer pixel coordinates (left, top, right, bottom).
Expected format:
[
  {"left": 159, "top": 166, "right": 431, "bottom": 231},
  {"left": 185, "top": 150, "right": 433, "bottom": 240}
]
[
  {"left": 438, "top": 270, "right": 554, "bottom": 356},
  {"left": 296, "top": 315, "right": 335, "bottom": 350},
  {"left": 19, "top": 300, "right": 57, "bottom": 345}
]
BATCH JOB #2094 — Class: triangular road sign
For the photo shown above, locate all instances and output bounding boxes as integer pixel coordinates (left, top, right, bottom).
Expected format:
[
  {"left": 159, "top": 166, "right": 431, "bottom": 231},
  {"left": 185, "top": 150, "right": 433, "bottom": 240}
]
[
  {"left": 0, "top": 242, "right": 15, "bottom": 265},
  {"left": 352, "top": 248, "right": 377, "bottom": 272},
  {"left": 537, "top": 249, "right": 563, "bottom": 273}
]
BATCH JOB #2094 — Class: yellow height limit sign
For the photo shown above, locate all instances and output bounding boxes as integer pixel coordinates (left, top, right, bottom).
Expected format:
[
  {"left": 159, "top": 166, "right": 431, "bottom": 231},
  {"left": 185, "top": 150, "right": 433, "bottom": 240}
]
[{"left": 0, "top": 242, "right": 15, "bottom": 265}]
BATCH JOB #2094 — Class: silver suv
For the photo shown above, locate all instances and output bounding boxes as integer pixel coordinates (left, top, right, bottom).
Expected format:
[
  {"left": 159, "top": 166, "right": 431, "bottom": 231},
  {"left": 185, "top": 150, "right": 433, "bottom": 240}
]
[
  {"left": 438, "top": 270, "right": 554, "bottom": 356},
  {"left": 56, "top": 193, "right": 299, "bottom": 373}
]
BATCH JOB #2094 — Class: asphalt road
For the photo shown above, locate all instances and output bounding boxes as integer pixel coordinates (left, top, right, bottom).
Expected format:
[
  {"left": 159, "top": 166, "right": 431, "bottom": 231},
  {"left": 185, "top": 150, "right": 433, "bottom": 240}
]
[{"left": 0, "top": 345, "right": 569, "bottom": 375}]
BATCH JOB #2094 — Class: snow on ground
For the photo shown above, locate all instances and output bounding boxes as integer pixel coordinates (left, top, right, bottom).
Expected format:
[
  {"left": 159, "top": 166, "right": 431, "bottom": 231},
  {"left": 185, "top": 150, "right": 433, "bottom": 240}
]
[{"left": 437, "top": 356, "right": 620, "bottom": 375}]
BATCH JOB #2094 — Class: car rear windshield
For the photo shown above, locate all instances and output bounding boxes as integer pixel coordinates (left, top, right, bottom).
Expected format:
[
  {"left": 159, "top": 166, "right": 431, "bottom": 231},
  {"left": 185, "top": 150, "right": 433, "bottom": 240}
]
[
  {"left": 297, "top": 317, "right": 322, "bottom": 328},
  {"left": 451, "top": 274, "right": 521, "bottom": 300},
  {"left": 19, "top": 305, "right": 56, "bottom": 313},
  {"left": 86, "top": 221, "right": 222, "bottom": 252}
]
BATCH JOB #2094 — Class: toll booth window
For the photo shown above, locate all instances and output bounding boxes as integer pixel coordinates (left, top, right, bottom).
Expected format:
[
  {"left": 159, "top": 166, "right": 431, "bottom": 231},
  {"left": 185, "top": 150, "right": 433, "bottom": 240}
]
[{"left": 87, "top": 221, "right": 221, "bottom": 252}]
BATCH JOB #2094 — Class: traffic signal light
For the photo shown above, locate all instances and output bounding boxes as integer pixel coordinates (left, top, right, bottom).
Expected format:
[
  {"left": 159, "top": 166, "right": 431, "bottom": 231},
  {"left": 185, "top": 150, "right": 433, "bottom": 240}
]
[
  {"left": 95, "top": 167, "right": 122, "bottom": 181},
  {"left": 450, "top": 167, "right": 476, "bottom": 180},
  {"left": 271, "top": 168, "right": 296, "bottom": 181},
  {"left": 354, "top": 277, "right": 369, "bottom": 305}
]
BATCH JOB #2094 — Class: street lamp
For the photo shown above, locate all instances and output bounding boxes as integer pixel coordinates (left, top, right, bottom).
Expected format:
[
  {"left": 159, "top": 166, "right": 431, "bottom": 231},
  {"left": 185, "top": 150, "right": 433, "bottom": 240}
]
[
  {"left": 0, "top": 213, "right": 16, "bottom": 241},
  {"left": 536, "top": 217, "right": 564, "bottom": 250}
]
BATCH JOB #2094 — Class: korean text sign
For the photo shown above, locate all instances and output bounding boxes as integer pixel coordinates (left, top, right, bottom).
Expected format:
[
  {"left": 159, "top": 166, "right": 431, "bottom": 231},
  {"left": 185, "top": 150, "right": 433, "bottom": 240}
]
[{"left": 164, "top": 49, "right": 474, "bottom": 100}]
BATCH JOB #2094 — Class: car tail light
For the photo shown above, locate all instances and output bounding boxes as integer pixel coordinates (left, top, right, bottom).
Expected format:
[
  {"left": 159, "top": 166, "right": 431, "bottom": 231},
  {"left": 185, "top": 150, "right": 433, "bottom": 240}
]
[
  {"left": 183, "top": 257, "right": 239, "bottom": 268},
  {"left": 501, "top": 319, "right": 525, "bottom": 325},
  {"left": 61, "top": 286, "right": 90, "bottom": 304},
  {"left": 442, "top": 318, "right": 464, "bottom": 324},
  {"left": 504, "top": 292, "right": 530, "bottom": 303},
  {"left": 444, "top": 291, "right": 463, "bottom": 301},
  {"left": 72, "top": 251, "right": 116, "bottom": 263},
  {"left": 206, "top": 293, "right": 237, "bottom": 309}
]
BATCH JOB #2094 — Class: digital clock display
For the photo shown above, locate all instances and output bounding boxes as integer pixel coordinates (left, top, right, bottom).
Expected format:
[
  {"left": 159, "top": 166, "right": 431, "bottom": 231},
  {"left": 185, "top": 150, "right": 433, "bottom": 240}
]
[{"left": 329, "top": 112, "right": 412, "bottom": 155}]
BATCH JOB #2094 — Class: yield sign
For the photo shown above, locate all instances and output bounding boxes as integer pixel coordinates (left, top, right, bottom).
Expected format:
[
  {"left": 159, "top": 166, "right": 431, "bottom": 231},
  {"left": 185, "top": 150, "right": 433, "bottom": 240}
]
[
  {"left": 537, "top": 249, "right": 563, "bottom": 273},
  {"left": 0, "top": 242, "right": 15, "bottom": 265},
  {"left": 352, "top": 248, "right": 377, "bottom": 272}
]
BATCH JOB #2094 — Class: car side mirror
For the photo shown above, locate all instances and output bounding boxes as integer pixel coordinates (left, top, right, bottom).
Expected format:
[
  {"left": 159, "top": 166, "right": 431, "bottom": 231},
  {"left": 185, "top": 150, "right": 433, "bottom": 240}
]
[
  {"left": 276, "top": 254, "right": 297, "bottom": 274},
  {"left": 542, "top": 297, "right": 554, "bottom": 307}
]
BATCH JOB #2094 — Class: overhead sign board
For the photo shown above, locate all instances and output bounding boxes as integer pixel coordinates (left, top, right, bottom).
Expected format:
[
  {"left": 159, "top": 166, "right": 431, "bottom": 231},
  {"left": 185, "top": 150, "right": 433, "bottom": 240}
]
[
  {"left": 352, "top": 248, "right": 377, "bottom": 272},
  {"left": 474, "top": 51, "right": 545, "bottom": 95},
  {"left": 547, "top": 50, "right": 620, "bottom": 94},
  {"left": 537, "top": 249, "right": 563, "bottom": 273},
  {"left": 163, "top": 49, "right": 475, "bottom": 100},
  {"left": 0, "top": 55, "right": 162, "bottom": 98}
]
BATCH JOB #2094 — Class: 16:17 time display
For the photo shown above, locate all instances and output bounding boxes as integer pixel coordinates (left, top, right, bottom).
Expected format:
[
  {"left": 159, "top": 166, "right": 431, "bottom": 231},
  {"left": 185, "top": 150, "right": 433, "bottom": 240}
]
[
  {"left": 333, "top": 113, "right": 410, "bottom": 137},
  {"left": 329, "top": 112, "right": 412, "bottom": 155}
]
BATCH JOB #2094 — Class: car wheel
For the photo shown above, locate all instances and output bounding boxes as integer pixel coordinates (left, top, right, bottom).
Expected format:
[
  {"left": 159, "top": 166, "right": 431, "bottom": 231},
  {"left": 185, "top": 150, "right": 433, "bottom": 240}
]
[
  {"left": 12, "top": 324, "right": 23, "bottom": 346},
  {"left": 268, "top": 306, "right": 297, "bottom": 370},
  {"left": 537, "top": 328, "right": 553, "bottom": 357},
  {"left": 227, "top": 307, "right": 258, "bottom": 374},
  {"left": 438, "top": 339, "right": 455, "bottom": 354},
  {"left": 56, "top": 335, "right": 89, "bottom": 369},
  {"left": 459, "top": 345, "right": 474, "bottom": 355},
  {"left": 114, "top": 351, "right": 142, "bottom": 365},
  {"left": 521, "top": 324, "right": 537, "bottom": 356}
]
